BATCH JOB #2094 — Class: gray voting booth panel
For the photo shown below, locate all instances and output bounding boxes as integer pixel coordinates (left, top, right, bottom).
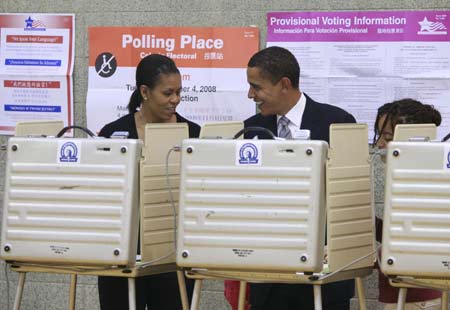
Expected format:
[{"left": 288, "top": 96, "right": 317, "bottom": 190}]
[
  {"left": 15, "top": 120, "right": 64, "bottom": 137},
  {"left": 199, "top": 122, "right": 243, "bottom": 139},
  {"left": 139, "top": 123, "right": 188, "bottom": 265},
  {"left": 381, "top": 141, "right": 450, "bottom": 277},
  {"left": 177, "top": 139, "right": 328, "bottom": 273},
  {"left": 326, "top": 124, "right": 374, "bottom": 273},
  {"left": 0, "top": 137, "right": 141, "bottom": 266}
]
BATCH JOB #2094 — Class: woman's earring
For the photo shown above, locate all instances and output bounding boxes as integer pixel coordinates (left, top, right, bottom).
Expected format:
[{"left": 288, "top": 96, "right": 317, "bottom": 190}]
[{"left": 143, "top": 96, "right": 148, "bottom": 101}]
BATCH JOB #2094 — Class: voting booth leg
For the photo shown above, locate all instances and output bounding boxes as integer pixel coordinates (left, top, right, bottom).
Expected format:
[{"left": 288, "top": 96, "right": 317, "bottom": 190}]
[
  {"left": 396, "top": 287, "right": 407, "bottom": 310},
  {"left": 355, "top": 277, "right": 366, "bottom": 310},
  {"left": 177, "top": 270, "right": 189, "bottom": 310},
  {"left": 127, "top": 278, "right": 136, "bottom": 310},
  {"left": 68, "top": 274, "right": 77, "bottom": 310},
  {"left": 190, "top": 279, "right": 203, "bottom": 310},
  {"left": 238, "top": 281, "right": 247, "bottom": 310},
  {"left": 442, "top": 291, "right": 448, "bottom": 310},
  {"left": 13, "top": 272, "right": 26, "bottom": 310},
  {"left": 313, "top": 284, "right": 322, "bottom": 310}
]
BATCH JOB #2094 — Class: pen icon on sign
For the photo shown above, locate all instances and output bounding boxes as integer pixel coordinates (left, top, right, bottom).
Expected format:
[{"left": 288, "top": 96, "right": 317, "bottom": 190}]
[{"left": 95, "top": 52, "right": 117, "bottom": 78}]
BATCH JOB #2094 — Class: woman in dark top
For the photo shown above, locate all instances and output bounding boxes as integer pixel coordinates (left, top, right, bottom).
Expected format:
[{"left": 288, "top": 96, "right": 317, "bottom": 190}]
[{"left": 98, "top": 54, "right": 198, "bottom": 310}]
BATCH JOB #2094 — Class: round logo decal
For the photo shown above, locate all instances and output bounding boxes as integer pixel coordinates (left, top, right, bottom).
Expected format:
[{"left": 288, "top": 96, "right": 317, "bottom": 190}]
[{"left": 95, "top": 52, "right": 117, "bottom": 78}]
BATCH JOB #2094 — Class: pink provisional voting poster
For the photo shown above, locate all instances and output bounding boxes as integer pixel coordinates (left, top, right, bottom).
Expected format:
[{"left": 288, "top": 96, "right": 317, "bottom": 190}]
[
  {"left": 267, "top": 11, "right": 450, "bottom": 140},
  {"left": 0, "top": 14, "right": 74, "bottom": 135}
]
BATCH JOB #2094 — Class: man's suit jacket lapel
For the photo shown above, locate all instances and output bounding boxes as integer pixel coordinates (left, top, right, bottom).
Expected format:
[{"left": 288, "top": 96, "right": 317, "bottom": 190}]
[
  {"left": 267, "top": 95, "right": 325, "bottom": 140},
  {"left": 266, "top": 115, "right": 277, "bottom": 137},
  {"left": 300, "top": 95, "right": 320, "bottom": 131},
  {"left": 300, "top": 95, "right": 328, "bottom": 141}
]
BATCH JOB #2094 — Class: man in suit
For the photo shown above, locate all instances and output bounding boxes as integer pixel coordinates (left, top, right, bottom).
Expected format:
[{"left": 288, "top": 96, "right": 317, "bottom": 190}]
[{"left": 244, "top": 46, "right": 356, "bottom": 309}]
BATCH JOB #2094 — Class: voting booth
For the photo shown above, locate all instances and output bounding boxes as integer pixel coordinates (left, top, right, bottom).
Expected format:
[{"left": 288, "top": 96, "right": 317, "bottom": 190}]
[
  {"left": 1, "top": 134, "right": 141, "bottom": 266},
  {"left": 177, "top": 124, "right": 375, "bottom": 310},
  {"left": 0, "top": 123, "right": 192, "bottom": 310},
  {"left": 380, "top": 124, "right": 449, "bottom": 309}
]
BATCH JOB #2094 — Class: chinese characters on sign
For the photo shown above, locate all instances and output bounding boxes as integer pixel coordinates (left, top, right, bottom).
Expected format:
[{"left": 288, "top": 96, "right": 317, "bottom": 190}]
[{"left": 0, "top": 14, "right": 75, "bottom": 135}]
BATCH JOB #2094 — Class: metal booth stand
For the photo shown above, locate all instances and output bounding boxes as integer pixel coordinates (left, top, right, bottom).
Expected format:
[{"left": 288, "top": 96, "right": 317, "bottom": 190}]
[
  {"left": 0, "top": 122, "right": 190, "bottom": 310},
  {"left": 381, "top": 124, "right": 449, "bottom": 310},
  {"left": 176, "top": 124, "right": 376, "bottom": 310}
]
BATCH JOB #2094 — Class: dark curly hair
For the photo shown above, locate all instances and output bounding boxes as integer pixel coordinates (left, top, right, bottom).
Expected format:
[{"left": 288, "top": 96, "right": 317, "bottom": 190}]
[{"left": 373, "top": 98, "right": 441, "bottom": 145}]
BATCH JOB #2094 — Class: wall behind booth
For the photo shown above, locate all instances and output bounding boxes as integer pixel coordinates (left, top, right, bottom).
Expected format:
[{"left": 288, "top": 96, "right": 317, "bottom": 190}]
[{"left": 1, "top": 1, "right": 449, "bottom": 309}]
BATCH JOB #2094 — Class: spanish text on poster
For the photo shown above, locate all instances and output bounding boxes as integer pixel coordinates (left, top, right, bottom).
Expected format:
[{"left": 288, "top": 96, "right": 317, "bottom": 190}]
[
  {"left": 0, "top": 13, "right": 75, "bottom": 135},
  {"left": 86, "top": 27, "right": 259, "bottom": 133},
  {"left": 267, "top": 11, "right": 450, "bottom": 140}
]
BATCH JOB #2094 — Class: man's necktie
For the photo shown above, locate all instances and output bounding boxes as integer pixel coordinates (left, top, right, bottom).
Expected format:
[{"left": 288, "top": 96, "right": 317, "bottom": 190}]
[{"left": 278, "top": 116, "right": 292, "bottom": 139}]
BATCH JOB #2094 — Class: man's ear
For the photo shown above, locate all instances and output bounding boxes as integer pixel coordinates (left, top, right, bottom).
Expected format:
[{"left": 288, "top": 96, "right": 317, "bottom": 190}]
[{"left": 280, "top": 77, "right": 292, "bottom": 92}]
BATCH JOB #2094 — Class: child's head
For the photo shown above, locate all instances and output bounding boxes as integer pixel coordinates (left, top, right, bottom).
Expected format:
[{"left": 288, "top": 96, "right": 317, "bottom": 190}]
[{"left": 373, "top": 98, "right": 441, "bottom": 148}]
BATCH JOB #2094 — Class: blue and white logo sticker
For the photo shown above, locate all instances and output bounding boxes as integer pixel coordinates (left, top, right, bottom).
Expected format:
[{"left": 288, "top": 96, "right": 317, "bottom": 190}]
[
  {"left": 236, "top": 141, "right": 261, "bottom": 166},
  {"left": 24, "top": 16, "right": 46, "bottom": 31},
  {"left": 58, "top": 141, "right": 81, "bottom": 163},
  {"left": 445, "top": 146, "right": 450, "bottom": 169}
]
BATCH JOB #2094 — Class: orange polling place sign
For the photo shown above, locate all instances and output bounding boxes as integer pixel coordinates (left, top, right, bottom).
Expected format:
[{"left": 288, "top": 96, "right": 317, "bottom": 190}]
[{"left": 89, "top": 27, "right": 259, "bottom": 68}]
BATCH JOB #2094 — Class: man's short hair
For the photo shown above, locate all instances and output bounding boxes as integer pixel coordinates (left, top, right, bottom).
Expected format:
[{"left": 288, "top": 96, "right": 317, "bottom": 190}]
[{"left": 248, "top": 46, "right": 300, "bottom": 89}]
